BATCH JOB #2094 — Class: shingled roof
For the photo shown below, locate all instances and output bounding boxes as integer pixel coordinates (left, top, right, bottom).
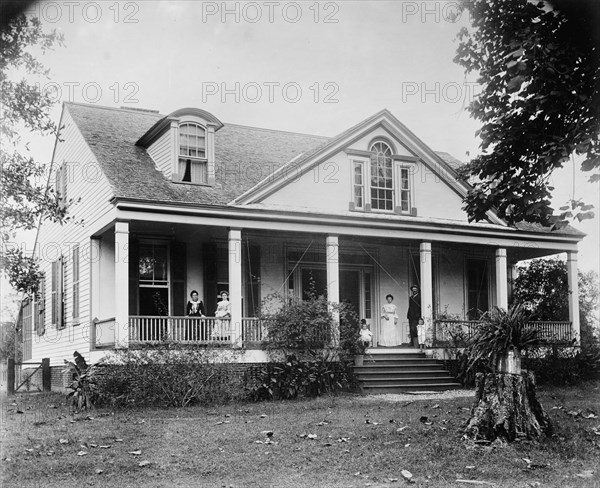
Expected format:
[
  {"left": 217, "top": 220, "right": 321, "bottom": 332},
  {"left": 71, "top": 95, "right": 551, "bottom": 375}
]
[
  {"left": 64, "top": 103, "right": 582, "bottom": 237},
  {"left": 65, "top": 102, "right": 329, "bottom": 206},
  {"left": 66, "top": 103, "right": 470, "bottom": 206}
]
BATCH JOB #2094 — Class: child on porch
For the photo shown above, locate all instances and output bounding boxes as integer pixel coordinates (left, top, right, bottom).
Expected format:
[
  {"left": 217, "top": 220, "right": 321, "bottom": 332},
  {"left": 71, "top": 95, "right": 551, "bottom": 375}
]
[
  {"left": 359, "top": 319, "right": 373, "bottom": 349},
  {"left": 417, "top": 317, "right": 426, "bottom": 350}
]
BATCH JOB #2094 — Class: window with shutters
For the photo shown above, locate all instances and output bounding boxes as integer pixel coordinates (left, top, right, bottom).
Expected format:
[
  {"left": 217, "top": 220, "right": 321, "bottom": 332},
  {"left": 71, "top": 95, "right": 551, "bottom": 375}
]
[
  {"left": 352, "top": 161, "right": 365, "bottom": 210},
  {"left": 72, "top": 245, "right": 80, "bottom": 323},
  {"left": 54, "top": 163, "right": 68, "bottom": 206},
  {"left": 51, "top": 258, "right": 65, "bottom": 329},
  {"left": 22, "top": 299, "right": 33, "bottom": 360},
  {"left": 178, "top": 123, "right": 208, "bottom": 184},
  {"left": 35, "top": 273, "right": 46, "bottom": 335}
]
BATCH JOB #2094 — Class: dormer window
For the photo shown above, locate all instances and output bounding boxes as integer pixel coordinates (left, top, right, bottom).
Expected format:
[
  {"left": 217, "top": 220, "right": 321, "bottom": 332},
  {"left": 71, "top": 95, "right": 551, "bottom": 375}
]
[
  {"left": 179, "top": 123, "right": 207, "bottom": 184},
  {"left": 137, "top": 107, "right": 223, "bottom": 187}
]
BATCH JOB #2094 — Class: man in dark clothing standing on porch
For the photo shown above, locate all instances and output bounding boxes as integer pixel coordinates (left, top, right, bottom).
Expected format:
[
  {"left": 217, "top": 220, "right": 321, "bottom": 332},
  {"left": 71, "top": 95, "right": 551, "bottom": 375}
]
[{"left": 407, "top": 285, "right": 421, "bottom": 347}]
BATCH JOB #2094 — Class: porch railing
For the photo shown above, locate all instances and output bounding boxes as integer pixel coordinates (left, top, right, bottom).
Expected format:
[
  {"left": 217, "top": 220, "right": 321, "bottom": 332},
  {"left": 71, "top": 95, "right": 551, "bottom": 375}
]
[
  {"left": 127, "top": 316, "right": 331, "bottom": 347},
  {"left": 129, "top": 316, "right": 233, "bottom": 344},
  {"left": 242, "top": 317, "right": 269, "bottom": 343},
  {"left": 433, "top": 319, "right": 573, "bottom": 346},
  {"left": 526, "top": 321, "right": 573, "bottom": 343}
]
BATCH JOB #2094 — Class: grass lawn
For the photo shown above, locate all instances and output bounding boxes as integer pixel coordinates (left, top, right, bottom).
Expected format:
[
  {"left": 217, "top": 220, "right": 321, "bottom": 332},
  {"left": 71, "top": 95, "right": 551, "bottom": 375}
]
[{"left": 1, "top": 381, "right": 599, "bottom": 488}]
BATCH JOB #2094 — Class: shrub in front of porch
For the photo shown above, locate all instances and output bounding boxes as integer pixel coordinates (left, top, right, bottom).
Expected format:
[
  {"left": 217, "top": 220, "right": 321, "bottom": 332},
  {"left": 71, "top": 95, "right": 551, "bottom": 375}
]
[
  {"left": 251, "top": 291, "right": 361, "bottom": 400},
  {"left": 523, "top": 345, "right": 600, "bottom": 385},
  {"left": 94, "top": 344, "right": 247, "bottom": 408}
]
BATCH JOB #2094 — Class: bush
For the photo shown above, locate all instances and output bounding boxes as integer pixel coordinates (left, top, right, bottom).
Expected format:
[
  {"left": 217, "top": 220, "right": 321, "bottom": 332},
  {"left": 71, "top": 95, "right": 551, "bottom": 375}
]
[
  {"left": 523, "top": 344, "right": 600, "bottom": 386},
  {"left": 247, "top": 355, "right": 351, "bottom": 401},
  {"left": 254, "top": 289, "right": 360, "bottom": 400},
  {"left": 94, "top": 344, "right": 246, "bottom": 408}
]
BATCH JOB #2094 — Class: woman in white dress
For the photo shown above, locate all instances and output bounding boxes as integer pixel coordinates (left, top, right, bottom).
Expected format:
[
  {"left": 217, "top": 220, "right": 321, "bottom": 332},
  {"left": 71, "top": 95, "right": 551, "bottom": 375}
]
[
  {"left": 379, "top": 294, "right": 399, "bottom": 346},
  {"left": 212, "top": 291, "right": 231, "bottom": 339}
]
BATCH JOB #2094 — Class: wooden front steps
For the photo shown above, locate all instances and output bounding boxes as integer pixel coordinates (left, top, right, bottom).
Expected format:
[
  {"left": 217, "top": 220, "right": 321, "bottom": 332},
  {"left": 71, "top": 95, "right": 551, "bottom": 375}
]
[{"left": 355, "top": 348, "right": 461, "bottom": 393}]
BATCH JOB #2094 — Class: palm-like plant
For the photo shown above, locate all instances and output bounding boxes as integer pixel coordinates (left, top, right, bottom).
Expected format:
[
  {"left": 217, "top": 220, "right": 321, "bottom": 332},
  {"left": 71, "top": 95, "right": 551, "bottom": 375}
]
[
  {"left": 63, "top": 351, "right": 98, "bottom": 411},
  {"left": 467, "top": 303, "right": 540, "bottom": 373}
]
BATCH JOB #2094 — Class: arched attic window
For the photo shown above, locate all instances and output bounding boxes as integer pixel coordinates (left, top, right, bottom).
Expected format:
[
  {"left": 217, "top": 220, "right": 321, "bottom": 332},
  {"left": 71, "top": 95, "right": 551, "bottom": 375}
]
[
  {"left": 369, "top": 140, "right": 394, "bottom": 211},
  {"left": 179, "top": 123, "right": 207, "bottom": 184}
]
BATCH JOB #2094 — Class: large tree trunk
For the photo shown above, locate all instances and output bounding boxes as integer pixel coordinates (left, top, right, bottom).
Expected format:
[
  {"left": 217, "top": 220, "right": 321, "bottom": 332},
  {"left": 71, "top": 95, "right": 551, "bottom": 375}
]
[{"left": 464, "top": 371, "right": 552, "bottom": 442}]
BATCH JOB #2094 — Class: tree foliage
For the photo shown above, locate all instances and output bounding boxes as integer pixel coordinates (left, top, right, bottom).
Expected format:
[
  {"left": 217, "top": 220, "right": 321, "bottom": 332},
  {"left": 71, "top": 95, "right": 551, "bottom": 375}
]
[
  {"left": 513, "top": 258, "right": 569, "bottom": 321},
  {"left": 513, "top": 257, "right": 599, "bottom": 346},
  {"left": 455, "top": 0, "right": 600, "bottom": 228},
  {"left": 1, "top": 14, "right": 68, "bottom": 295}
]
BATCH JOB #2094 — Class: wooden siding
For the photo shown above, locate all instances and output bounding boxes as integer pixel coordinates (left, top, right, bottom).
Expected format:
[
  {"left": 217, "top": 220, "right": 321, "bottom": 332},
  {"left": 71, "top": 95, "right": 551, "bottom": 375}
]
[
  {"left": 32, "top": 106, "right": 115, "bottom": 366},
  {"left": 146, "top": 128, "right": 173, "bottom": 177}
]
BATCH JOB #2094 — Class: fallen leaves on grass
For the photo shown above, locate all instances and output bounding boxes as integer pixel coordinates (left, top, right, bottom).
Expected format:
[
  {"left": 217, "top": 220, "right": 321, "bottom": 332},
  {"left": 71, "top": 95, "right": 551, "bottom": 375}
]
[
  {"left": 522, "top": 458, "right": 549, "bottom": 470},
  {"left": 401, "top": 469, "right": 413, "bottom": 482}
]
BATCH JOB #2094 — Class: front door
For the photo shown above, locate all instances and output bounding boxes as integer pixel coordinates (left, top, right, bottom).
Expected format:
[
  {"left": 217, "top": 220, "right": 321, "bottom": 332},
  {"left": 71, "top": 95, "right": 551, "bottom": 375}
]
[
  {"left": 297, "top": 267, "right": 365, "bottom": 328},
  {"left": 340, "top": 269, "right": 361, "bottom": 326}
]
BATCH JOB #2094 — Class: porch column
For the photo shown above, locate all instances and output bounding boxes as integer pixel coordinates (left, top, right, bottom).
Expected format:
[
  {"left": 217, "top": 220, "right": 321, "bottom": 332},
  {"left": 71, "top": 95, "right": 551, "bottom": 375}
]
[
  {"left": 228, "top": 228, "right": 243, "bottom": 346},
  {"left": 420, "top": 242, "right": 433, "bottom": 345},
  {"left": 567, "top": 251, "right": 580, "bottom": 345},
  {"left": 326, "top": 235, "right": 340, "bottom": 343},
  {"left": 495, "top": 248, "right": 508, "bottom": 310},
  {"left": 114, "top": 221, "right": 129, "bottom": 348}
]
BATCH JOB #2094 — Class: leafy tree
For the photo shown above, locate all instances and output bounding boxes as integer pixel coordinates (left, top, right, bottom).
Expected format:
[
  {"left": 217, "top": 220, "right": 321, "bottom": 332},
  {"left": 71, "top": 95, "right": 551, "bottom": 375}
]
[
  {"left": 512, "top": 257, "right": 599, "bottom": 346},
  {"left": 455, "top": 0, "right": 600, "bottom": 228},
  {"left": 1, "top": 14, "right": 69, "bottom": 295},
  {"left": 0, "top": 290, "right": 21, "bottom": 361},
  {"left": 513, "top": 258, "right": 569, "bottom": 321}
]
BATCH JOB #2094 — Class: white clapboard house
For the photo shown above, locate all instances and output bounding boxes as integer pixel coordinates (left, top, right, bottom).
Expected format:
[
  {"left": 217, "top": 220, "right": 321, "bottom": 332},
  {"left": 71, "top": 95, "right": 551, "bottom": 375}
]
[{"left": 21, "top": 103, "right": 583, "bottom": 388}]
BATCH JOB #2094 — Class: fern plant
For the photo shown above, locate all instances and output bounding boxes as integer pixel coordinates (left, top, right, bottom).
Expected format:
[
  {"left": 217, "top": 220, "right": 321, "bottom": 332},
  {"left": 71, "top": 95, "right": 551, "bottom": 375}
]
[{"left": 466, "top": 303, "right": 540, "bottom": 373}]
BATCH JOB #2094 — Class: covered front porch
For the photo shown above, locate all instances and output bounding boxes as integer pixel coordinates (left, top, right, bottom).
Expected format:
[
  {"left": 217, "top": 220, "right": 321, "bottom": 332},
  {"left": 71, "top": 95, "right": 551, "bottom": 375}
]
[{"left": 89, "top": 215, "right": 581, "bottom": 355}]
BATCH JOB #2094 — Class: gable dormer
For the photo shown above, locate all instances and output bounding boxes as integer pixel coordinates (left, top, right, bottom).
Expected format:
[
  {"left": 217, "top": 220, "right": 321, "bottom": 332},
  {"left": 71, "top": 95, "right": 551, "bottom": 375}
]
[{"left": 136, "top": 108, "right": 223, "bottom": 186}]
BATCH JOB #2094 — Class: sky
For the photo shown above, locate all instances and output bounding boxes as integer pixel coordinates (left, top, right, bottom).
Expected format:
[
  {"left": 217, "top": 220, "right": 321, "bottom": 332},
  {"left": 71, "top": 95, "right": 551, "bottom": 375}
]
[{"left": 2, "top": 0, "right": 599, "bottom": 318}]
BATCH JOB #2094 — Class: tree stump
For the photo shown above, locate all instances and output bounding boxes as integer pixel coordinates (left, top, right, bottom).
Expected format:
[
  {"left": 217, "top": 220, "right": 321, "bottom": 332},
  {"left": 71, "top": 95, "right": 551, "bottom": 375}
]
[{"left": 464, "top": 370, "right": 552, "bottom": 442}]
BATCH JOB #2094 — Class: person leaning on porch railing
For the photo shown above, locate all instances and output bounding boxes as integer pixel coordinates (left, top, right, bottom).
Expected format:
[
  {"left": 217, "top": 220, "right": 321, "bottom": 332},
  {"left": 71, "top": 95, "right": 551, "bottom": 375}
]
[
  {"left": 185, "top": 290, "right": 206, "bottom": 340},
  {"left": 407, "top": 285, "right": 422, "bottom": 348},
  {"left": 212, "top": 291, "right": 231, "bottom": 340}
]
